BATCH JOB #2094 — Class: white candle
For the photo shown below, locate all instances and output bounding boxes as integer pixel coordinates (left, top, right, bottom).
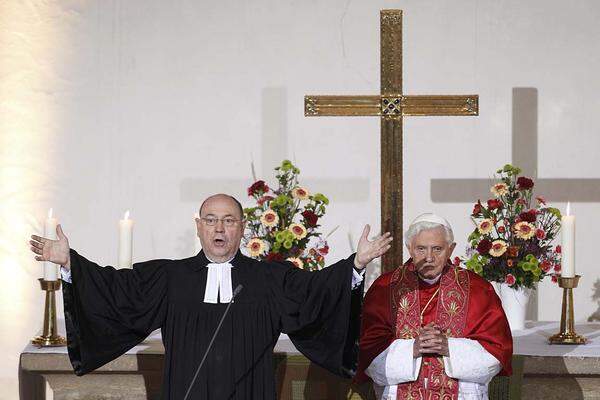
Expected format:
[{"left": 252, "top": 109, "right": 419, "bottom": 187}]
[
  {"left": 118, "top": 210, "right": 133, "bottom": 269},
  {"left": 43, "top": 208, "right": 58, "bottom": 280},
  {"left": 194, "top": 212, "right": 202, "bottom": 254},
  {"left": 561, "top": 202, "right": 575, "bottom": 278}
]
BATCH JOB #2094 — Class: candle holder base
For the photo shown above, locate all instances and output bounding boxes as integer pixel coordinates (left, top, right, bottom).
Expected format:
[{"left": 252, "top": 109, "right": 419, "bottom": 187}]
[
  {"left": 31, "top": 335, "right": 66, "bottom": 347},
  {"left": 548, "top": 332, "right": 587, "bottom": 345},
  {"left": 548, "top": 275, "right": 587, "bottom": 345},
  {"left": 31, "top": 278, "right": 67, "bottom": 348}
]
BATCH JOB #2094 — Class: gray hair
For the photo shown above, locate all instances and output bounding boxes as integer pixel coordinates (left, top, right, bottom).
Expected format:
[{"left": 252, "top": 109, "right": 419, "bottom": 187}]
[{"left": 404, "top": 221, "right": 454, "bottom": 247}]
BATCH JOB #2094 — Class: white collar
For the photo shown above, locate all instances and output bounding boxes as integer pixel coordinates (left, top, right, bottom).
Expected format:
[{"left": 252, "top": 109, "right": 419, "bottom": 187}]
[
  {"left": 419, "top": 274, "right": 442, "bottom": 285},
  {"left": 205, "top": 255, "right": 235, "bottom": 265},
  {"left": 203, "top": 257, "right": 234, "bottom": 303}
]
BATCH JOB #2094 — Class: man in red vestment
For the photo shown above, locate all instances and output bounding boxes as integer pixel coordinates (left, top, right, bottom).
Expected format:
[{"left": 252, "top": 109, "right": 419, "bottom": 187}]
[{"left": 356, "top": 213, "right": 512, "bottom": 400}]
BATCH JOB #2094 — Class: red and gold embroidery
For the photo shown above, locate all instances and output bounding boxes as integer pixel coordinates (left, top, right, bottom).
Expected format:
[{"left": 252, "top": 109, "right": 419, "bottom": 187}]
[{"left": 390, "top": 263, "right": 470, "bottom": 400}]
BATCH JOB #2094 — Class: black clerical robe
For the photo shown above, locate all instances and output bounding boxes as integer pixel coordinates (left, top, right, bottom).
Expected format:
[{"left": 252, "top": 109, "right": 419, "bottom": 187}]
[{"left": 62, "top": 249, "right": 362, "bottom": 399}]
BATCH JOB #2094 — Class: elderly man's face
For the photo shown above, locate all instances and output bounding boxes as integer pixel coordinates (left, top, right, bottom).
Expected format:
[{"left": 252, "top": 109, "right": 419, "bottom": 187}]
[
  {"left": 407, "top": 227, "right": 456, "bottom": 280},
  {"left": 196, "top": 195, "right": 245, "bottom": 263}
]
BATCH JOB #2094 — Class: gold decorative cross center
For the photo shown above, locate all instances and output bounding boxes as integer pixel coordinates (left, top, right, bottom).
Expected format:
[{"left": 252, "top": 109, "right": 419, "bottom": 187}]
[{"left": 304, "top": 10, "right": 479, "bottom": 272}]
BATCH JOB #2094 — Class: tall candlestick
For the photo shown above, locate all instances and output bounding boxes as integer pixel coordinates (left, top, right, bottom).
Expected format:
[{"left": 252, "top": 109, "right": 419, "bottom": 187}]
[
  {"left": 561, "top": 202, "right": 575, "bottom": 278},
  {"left": 118, "top": 210, "right": 133, "bottom": 268},
  {"left": 43, "top": 208, "right": 58, "bottom": 281}
]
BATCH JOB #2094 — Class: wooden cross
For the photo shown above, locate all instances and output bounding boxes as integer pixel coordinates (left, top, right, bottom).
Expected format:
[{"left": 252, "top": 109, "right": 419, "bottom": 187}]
[{"left": 304, "top": 9, "right": 479, "bottom": 272}]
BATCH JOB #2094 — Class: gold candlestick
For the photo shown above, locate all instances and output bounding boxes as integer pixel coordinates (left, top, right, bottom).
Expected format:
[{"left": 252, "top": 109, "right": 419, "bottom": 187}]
[
  {"left": 548, "top": 275, "right": 586, "bottom": 345},
  {"left": 31, "top": 278, "right": 66, "bottom": 347}
]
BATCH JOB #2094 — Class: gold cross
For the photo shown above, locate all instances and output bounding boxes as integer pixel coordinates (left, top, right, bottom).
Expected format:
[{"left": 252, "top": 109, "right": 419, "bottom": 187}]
[{"left": 304, "top": 10, "right": 478, "bottom": 272}]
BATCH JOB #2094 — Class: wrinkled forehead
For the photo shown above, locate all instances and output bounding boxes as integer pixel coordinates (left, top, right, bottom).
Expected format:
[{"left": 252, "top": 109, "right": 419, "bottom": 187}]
[
  {"left": 200, "top": 196, "right": 241, "bottom": 218},
  {"left": 410, "top": 226, "right": 449, "bottom": 246}
]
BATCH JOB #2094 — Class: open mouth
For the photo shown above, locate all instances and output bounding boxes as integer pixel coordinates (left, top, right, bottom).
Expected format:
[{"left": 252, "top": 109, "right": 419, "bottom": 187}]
[{"left": 213, "top": 238, "right": 226, "bottom": 247}]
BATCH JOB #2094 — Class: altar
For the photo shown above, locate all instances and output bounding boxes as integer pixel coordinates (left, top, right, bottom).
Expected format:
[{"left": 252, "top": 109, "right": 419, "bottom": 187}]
[{"left": 19, "top": 322, "right": 600, "bottom": 400}]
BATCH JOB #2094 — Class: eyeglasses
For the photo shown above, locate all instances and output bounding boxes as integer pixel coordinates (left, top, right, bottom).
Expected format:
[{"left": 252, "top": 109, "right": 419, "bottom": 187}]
[{"left": 200, "top": 217, "right": 242, "bottom": 227}]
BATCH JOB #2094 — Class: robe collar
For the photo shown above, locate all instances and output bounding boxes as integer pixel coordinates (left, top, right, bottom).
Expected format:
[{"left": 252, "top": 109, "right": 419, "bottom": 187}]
[
  {"left": 191, "top": 249, "right": 245, "bottom": 271},
  {"left": 405, "top": 257, "right": 453, "bottom": 285}
]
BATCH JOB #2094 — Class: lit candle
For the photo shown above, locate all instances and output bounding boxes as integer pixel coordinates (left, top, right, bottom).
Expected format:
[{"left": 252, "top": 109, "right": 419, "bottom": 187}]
[
  {"left": 561, "top": 202, "right": 575, "bottom": 278},
  {"left": 194, "top": 212, "right": 202, "bottom": 254},
  {"left": 43, "top": 208, "right": 58, "bottom": 280},
  {"left": 118, "top": 210, "right": 133, "bottom": 268}
]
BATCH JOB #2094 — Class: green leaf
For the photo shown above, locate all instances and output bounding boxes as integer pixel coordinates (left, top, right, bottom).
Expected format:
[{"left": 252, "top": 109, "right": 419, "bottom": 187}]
[{"left": 547, "top": 207, "right": 562, "bottom": 218}]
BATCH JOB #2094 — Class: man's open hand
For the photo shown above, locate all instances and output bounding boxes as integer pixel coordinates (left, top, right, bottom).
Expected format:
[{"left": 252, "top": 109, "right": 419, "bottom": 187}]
[
  {"left": 354, "top": 225, "right": 393, "bottom": 269},
  {"left": 30, "top": 224, "right": 71, "bottom": 269}
]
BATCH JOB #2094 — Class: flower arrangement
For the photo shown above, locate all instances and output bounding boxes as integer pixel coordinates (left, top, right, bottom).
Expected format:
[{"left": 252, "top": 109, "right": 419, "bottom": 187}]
[
  {"left": 243, "top": 160, "right": 330, "bottom": 271},
  {"left": 461, "top": 164, "right": 562, "bottom": 289}
]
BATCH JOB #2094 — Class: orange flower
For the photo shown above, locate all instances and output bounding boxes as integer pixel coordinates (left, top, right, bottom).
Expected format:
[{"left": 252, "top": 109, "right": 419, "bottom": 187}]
[
  {"left": 291, "top": 187, "right": 309, "bottom": 200},
  {"left": 477, "top": 219, "right": 494, "bottom": 234},
  {"left": 286, "top": 257, "right": 304, "bottom": 268},
  {"left": 289, "top": 223, "right": 307, "bottom": 240},
  {"left": 246, "top": 238, "right": 266, "bottom": 257},
  {"left": 489, "top": 240, "right": 508, "bottom": 257},
  {"left": 260, "top": 209, "right": 279, "bottom": 227},
  {"left": 490, "top": 183, "right": 508, "bottom": 197},
  {"left": 514, "top": 221, "right": 535, "bottom": 240}
]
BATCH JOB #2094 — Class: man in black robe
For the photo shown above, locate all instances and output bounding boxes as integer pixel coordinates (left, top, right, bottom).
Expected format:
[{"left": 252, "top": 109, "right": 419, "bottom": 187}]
[{"left": 30, "top": 194, "right": 392, "bottom": 399}]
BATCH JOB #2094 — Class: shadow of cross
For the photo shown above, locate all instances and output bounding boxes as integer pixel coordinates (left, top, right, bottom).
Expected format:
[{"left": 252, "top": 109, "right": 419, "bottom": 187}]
[
  {"left": 431, "top": 87, "right": 600, "bottom": 202},
  {"left": 305, "top": 10, "right": 478, "bottom": 272},
  {"left": 179, "top": 87, "right": 370, "bottom": 204},
  {"left": 431, "top": 87, "right": 600, "bottom": 321}
]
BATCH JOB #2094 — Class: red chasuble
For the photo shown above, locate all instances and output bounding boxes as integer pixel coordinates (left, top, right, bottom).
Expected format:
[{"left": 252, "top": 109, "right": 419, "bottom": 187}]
[{"left": 355, "top": 260, "right": 512, "bottom": 399}]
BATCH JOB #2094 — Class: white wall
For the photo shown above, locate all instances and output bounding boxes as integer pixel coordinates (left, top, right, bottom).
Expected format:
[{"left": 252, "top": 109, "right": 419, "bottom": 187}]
[{"left": 2, "top": 0, "right": 600, "bottom": 397}]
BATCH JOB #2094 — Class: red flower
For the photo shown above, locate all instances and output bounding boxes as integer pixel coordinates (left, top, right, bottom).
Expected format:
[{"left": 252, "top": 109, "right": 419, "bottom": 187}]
[
  {"left": 487, "top": 199, "right": 503, "bottom": 209},
  {"left": 301, "top": 210, "right": 319, "bottom": 227},
  {"left": 551, "top": 275, "right": 558, "bottom": 283},
  {"left": 477, "top": 239, "right": 492, "bottom": 255},
  {"left": 453, "top": 257, "right": 461, "bottom": 266},
  {"left": 517, "top": 177, "right": 534, "bottom": 190},
  {"left": 257, "top": 195, "right": 274, "bottom": 206},
  {"left": 266, "top": 252, "right": 284, "bottom": 262},
  {"left": 472, "top": 201, "right": 483, "bottom": 215},
  {"left": 247, "top": 180, "right": 269, "bottom": 196},
  {"left": 540, "top": 260, "right": 552, "bottom": 272},
  {"left": 554, "top": 263, "right": 562, "bottom": 272},
  {"left": 318, "top": 245, "right": 329, "bottom": 256},
  {"left": 516, "top": 198, "right": 527, "bottom": 206},
  {"left": 535, "top": 229, "right": 546, "bottom": 240},
  {"left": 519, "top": 209, "right": 537, "bottom": 223},
  {"left": 505, "top": 274, "right": 516, "bottom": 286},
  {"left": 498, "top": 226, "right": 506, "bottom": 233},
  {"left": 555, "top": 245, "right": 562, "bottom": 254},
  {"left": 536, "top": 196, "right": 546, "bottom": 205}
]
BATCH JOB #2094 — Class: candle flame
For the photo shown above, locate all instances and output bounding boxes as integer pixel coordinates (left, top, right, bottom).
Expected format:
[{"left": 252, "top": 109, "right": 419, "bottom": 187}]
[
  {"left": 566, "top": 202, "right": 571, "bottom": 216},
  {"left": 48, "top": 208, "right": 53, "bottom": 218},
  {"left": 124, "top": 210, "right": 130, "bottom": 220}
]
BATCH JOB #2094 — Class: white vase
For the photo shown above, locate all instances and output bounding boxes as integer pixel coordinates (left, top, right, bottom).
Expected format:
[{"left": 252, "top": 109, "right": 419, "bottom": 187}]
[{"left": 497, "top": 283, "right": 531, "bottom": 331}]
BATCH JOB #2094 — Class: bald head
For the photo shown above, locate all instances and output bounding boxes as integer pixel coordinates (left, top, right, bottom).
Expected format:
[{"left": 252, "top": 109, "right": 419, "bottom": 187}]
[
  {"left": 199, "top": 194, "right": 243, "bottom": 220},
  {"left": 196, "top": 194, "right": 246, "bottom": 262}
]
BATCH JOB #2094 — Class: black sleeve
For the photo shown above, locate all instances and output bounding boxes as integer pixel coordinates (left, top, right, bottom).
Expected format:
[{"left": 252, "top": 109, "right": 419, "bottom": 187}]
[
  {"left": 62, "top": 249, "right": 169, "bottom": 376},
  {"left": 267, "top": 255, "right": 364, "bottom": 378}
]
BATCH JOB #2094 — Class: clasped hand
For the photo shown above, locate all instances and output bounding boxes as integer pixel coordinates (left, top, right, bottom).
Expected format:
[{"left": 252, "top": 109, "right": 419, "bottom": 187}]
[{"left": 413, "top": 322, "right": 449, "bottom": 358}]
